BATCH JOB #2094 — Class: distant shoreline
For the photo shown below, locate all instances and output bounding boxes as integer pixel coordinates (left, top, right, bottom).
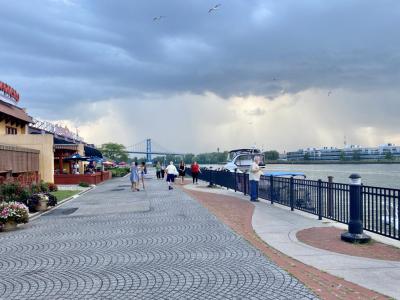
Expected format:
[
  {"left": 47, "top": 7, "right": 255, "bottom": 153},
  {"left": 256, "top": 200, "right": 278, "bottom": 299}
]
[{"left": 266, "top": 160, "right": 400, "bottom": 165}]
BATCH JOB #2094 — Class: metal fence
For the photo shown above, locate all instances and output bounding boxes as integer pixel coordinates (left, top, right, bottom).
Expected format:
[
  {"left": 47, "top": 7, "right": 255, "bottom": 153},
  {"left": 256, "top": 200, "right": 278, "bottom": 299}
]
[{"left": 186, "top": 168, "right": 400, "bottom": 240}]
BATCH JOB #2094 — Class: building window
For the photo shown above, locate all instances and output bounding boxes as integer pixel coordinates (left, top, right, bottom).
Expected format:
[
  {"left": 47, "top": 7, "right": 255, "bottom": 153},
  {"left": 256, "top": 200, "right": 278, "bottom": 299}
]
[{"left": 6, "top": 126, "right": 17, "bottom": 135}]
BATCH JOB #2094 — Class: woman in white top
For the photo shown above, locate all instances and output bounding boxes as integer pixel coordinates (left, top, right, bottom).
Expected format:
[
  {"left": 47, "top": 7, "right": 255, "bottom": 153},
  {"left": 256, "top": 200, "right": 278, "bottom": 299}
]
[{"left": 165, "top": 161, "right": 178, "bottom": 190}]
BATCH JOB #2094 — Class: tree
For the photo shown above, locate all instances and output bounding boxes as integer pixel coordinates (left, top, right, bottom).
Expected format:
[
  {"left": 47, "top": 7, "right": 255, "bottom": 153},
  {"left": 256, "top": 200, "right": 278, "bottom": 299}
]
[
  {"left": 183, "top": 154, "right": 195, "bottom": 164},
  {"left": 352, "top": 150, "right": 361, "bottom": 161},
  {"left": 303, "top": 152, "right": 310, "bottom": 160},
  {"left": 99, "top": 143, "right": 129, "bottom": 162},
  {"left": 264, "top": 150, "right": 279, "bottom": 161},
  {"left": 339, "top": 151, "right": 346, "bottom": 161},
  {"left": 385, "top": 152, "right": 394, "bottom": 160}
]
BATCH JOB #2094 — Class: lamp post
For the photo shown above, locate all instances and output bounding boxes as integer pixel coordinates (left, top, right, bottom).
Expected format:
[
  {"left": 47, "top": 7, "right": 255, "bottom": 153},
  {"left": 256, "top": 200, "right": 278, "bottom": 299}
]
[{"left": 341, "top": 174, "right": 371, "bottom": 243}]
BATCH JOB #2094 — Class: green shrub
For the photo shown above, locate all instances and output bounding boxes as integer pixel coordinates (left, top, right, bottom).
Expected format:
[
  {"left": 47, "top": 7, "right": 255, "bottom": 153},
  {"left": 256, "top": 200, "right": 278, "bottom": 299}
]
[
  {"left": 39, "top": 181, "right": 49, "bottom": 193},
  {"left": 110, "top": 167, "right": 130, "bottom": 177},
  {"left": 47, "top": 183, "right": 58, "bottom": 192},
  {"left": 79, "top": 182, "right": 90, "bottom": 187},
  {"left": 0, "top": 182, "right": 29, "bottom": 203},
  {"left": 30, "top": 183, "right": 41, "bottom": 194}
]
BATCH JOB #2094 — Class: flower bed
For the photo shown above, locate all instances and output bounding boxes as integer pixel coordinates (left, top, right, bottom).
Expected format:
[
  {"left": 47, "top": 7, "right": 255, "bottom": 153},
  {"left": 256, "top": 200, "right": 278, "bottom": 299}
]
[
  {"left": 0, "top": 181, "right": 59, "bottom": 213},
  {"left": 0, "top": 202, "right": 29, "bottom": 231}
]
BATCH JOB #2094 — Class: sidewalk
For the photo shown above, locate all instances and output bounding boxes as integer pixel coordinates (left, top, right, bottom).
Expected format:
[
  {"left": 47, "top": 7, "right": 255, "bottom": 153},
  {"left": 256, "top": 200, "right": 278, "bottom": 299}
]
[{"left": 183, "top": 181, "right": 400, "bottom": 299}]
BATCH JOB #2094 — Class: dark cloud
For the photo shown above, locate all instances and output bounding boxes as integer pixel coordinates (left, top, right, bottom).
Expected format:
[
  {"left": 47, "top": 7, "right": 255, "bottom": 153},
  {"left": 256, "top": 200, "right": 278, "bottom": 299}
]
[{"left": 1, "top": 0, "right": 400, "bottom": 119}]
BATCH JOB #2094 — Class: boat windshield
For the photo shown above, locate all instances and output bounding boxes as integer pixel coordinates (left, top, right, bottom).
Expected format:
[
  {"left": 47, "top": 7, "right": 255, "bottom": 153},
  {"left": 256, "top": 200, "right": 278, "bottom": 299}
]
[{"left": 228, "top": 149, "right": 262, "bottom": 162}]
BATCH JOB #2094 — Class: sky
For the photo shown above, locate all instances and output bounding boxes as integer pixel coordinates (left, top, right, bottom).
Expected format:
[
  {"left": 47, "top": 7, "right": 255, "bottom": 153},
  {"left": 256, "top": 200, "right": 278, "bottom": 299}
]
[{"left": 1, "top": 0, "right": 400, "bottom": 154}]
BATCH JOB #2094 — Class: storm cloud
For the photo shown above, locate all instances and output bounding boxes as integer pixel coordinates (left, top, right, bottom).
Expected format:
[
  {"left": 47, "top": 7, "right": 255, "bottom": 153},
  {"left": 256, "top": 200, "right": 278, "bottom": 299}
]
[{"left": 1, "top": 0, "right": 399, "bottom": 152}]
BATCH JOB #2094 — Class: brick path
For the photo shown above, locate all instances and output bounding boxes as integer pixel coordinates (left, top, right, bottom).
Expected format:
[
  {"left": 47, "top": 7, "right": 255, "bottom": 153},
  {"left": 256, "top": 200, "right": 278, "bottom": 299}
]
[
  {"left": 0, "top": 177, "right": 317, "bottom": 299},
  {"left": 183, "top": 187, "right": 390, "bottom": 300}
]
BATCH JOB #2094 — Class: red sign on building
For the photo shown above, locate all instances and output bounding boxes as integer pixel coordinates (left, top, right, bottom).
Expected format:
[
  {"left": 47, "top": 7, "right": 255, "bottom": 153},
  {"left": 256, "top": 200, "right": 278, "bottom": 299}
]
[{"left": 0, "top": 81, "right": 20, "bottom": 103}]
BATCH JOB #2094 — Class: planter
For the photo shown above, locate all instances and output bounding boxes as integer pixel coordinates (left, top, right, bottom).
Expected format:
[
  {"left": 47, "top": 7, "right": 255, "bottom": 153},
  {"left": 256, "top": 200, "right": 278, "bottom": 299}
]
[
  {"left": 35, "top": 199, "right": 48, "bottom": 212},
  {"left": 2, "top": 220, "right": 17, "bottom": 231}
]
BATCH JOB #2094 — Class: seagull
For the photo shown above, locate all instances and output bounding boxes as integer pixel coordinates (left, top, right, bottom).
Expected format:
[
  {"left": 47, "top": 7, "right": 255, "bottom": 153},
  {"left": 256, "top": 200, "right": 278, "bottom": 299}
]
[
  {"left": 272, "top": 76, "right": 278, "bottom": 81},
  {"left": 328, "top": 90, "right": 332, "bottom": 96},
  {"left": 153, "top": 16, "right": 166, "bottom": 22},
  {"left": 208, "top": 4, "right": 221, "bottom": 13}
]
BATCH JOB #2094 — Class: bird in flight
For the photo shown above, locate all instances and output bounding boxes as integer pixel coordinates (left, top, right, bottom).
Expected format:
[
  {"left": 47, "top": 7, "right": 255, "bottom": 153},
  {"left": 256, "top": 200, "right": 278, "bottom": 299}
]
[
  {"left": 153, "top": 16, "right": 166, "bottom": 22},
  {"left": 208, "top": 4, "right": 221, "bottom": 13},
  {"left": 328, "top": 90, "right": 332, "bottom": 96}
]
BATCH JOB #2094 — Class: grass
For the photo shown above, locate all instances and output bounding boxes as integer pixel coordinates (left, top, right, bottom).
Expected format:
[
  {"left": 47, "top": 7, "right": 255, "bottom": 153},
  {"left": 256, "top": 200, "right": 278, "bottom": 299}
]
[{"left": 50, "top": 190, "right": 81, "bottom": 202}]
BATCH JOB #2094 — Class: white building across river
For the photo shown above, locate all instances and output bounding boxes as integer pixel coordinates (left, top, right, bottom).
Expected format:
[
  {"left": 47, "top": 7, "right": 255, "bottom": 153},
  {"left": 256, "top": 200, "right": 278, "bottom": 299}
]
[{"left": 287, "top": 143, "right": 400, "bottom": 161}]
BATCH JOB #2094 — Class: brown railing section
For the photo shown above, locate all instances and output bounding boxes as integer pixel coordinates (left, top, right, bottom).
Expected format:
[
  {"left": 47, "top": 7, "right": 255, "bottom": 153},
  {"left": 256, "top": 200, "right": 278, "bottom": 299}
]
[{"left": 54, "top": 171, "right": 112, "bottom": 185}]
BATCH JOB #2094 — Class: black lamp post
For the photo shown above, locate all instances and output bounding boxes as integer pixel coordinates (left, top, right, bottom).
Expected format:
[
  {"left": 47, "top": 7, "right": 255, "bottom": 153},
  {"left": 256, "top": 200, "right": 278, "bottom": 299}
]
[{"left": 341, "top": 174, "right": 371, "bottom": 243}]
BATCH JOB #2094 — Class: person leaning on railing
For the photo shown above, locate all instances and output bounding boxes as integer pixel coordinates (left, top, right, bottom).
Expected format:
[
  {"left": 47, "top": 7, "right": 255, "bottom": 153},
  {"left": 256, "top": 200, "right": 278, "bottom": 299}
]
[{"left": 249, "top": 156, "right": 263, "bottom": 202}]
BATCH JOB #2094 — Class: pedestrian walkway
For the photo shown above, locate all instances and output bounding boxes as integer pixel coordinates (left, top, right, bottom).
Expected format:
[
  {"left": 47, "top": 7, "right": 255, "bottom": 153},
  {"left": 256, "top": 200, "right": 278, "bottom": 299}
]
[
  {"left": 252, "top": 201, "right": 400, "bottom": 299},
  {"left": 183, "top": 182, "right": 400, "bottom": 299},
  {"left": 0, "top": 176, "right": 317, "bottom": 299}
]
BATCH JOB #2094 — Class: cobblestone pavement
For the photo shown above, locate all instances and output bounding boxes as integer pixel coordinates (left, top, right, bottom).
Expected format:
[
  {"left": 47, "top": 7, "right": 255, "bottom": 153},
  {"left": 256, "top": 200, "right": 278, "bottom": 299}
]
[{"left": 0, "top": 177, "right": 318, "bottom": 299}]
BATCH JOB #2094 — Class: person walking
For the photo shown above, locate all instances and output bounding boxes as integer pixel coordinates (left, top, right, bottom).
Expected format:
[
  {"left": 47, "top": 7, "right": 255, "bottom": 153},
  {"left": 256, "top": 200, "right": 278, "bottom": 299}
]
[
  {"left": 140, "top": 161, "right": 146, "bottom": 190},
  {"left": 249, "top": 156, "right": 263, "bottom": 202},
  {"left": 130, "top": 162, "right": 140, "bottom": 191},
  {"left": 161, "top": 163, "right": 165, "bottom": 179},
  {"left": 165, "top": 161, "right": 178, "bottom": 190},
  {"left": 191, "top": 161, "right": 200, "bottom": 184},
  {"left": 178, "top": 160, "right": 186, "bottom": 184},
  {"left": 155, "top": 161, "right": 161, "bottom": 179}
]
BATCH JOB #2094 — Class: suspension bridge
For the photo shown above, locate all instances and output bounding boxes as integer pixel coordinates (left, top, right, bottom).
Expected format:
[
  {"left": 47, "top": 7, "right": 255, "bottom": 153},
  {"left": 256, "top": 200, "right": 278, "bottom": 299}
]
[{"left": 125, "top": 139, "right": 185, "bottom": 162}]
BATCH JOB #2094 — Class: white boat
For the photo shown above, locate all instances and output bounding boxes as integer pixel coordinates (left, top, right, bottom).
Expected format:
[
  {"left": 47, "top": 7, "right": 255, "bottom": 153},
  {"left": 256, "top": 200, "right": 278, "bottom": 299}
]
[{"left": 223, "top": 148, "right": 265, "bottom": 172}]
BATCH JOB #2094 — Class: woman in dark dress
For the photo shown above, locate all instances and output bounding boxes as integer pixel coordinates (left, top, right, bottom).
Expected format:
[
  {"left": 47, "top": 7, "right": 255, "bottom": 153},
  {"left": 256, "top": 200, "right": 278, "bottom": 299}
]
[{"left": 178, "top": 160, "right": 186, "bottom": 184}]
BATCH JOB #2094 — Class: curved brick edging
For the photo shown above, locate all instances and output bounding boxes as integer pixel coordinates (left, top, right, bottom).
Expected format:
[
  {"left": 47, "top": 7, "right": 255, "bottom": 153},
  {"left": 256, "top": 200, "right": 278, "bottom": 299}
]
[
  {"left": 183, "top": 188, "right": 390, "bottom": 300},
  {"left": 296, "top": 227, "right": 400, "bottom": 262}
]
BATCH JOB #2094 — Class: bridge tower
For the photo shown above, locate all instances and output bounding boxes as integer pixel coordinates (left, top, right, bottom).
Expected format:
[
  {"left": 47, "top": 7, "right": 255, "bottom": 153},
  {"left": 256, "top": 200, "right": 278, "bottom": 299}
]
[{"left": 146, "top": 138, "right": 152, "bottom": 163}]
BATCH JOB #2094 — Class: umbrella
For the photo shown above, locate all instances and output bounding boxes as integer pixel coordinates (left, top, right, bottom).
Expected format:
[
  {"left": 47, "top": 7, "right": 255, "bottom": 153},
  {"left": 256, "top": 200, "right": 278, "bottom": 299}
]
[
  {"left": 102, "top": 161, "right": 114, "bottom": 166},
  {"left": 90, "top": 156, "right": 104, "bottom": 163},
  {"left": 63, "top": 154, "right": 89, "bottom": 161}
]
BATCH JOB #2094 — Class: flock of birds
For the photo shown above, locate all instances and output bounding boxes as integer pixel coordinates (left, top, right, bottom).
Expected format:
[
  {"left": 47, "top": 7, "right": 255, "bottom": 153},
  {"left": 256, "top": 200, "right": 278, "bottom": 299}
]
[
  {"left": 153, "top": 4, "right": 221, "bottom": 21},
  {"left": 152, "top": 3, "right": 334, "bottom": 97}
]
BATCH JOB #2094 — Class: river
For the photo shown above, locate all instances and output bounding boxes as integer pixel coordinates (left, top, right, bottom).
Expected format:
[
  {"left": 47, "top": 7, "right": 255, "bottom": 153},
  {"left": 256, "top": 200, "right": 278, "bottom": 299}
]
[{"left": 201, "top": 164, "right": 400, "bottom": 189}]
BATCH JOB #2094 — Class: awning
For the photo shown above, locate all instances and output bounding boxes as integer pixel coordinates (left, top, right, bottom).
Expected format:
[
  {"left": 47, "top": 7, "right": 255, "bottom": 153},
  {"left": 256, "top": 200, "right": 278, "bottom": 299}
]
[
  {"left": 63, "top": 154, "right": 89, "bottom": 161},
  {"left": 84, "top": 146, "right": 103, "bottom": 158}
]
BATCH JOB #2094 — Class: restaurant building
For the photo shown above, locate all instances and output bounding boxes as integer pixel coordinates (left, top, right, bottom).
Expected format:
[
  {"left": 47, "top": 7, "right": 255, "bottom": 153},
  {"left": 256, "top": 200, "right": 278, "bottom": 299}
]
[{"left": 0, "top": 81, "right": 110, "bottom": 184}]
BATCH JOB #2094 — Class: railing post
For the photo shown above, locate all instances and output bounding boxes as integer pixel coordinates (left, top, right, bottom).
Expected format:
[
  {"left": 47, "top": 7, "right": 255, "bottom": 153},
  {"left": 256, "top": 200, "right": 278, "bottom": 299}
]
[
  {"left": 341, "top": 174, "right": 371, "bottom": 243},
  {"left": 234, "top": 169, "right": 237, "bottom": 192},
  {"left": 327, "top": 176, "right": 333, "bottom": 217},
  {"left": 290, "top": 177, "right": 294, "bottom": 211},
  {"left": 270, "top": 175, "right": 274, "bottom": 204},
  {"left": 208, "top": 169, "right": 214, "bottom": 187},
  {"left": 318, "top": 179, "right": 323, "bottom": 220},
  {"left": 243, "top": 171, "right": 248, "bottom": 196}
]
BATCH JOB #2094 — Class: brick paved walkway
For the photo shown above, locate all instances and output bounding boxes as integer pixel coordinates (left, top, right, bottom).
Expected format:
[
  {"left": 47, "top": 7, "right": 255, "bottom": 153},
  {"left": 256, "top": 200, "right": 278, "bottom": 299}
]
[{"left": 0, "top": 177, "right": 317, "bottom": 299}]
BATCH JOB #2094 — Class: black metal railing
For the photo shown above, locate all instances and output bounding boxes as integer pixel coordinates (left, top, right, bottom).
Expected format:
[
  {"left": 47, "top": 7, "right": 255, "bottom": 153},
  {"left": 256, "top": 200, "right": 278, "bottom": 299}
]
[{"left": 186, "top": 168, "right": 400, "bottom": 240}]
